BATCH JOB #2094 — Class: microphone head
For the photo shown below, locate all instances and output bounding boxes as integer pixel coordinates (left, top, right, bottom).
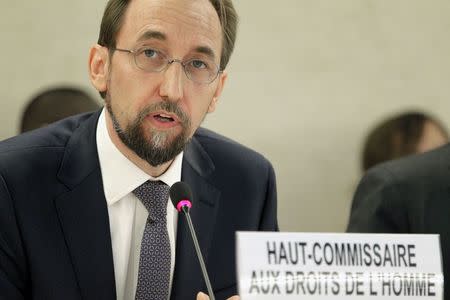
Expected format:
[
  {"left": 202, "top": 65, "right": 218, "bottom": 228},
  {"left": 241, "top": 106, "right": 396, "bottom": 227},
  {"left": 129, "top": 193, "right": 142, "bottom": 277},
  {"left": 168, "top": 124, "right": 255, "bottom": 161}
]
[{"left": 169, "top": 181, "right": 193, "bottom": 212}]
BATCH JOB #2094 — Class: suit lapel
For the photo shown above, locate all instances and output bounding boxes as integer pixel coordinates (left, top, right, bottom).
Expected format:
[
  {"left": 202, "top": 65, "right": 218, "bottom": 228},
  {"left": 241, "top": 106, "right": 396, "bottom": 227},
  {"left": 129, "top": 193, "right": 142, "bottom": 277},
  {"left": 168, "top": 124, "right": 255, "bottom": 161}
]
[
  {"left": 54, "top": 111, "right": 116, "bottom": 300},
  {"left": 171, "top": 136, "right": 221, "bottom": 299}
]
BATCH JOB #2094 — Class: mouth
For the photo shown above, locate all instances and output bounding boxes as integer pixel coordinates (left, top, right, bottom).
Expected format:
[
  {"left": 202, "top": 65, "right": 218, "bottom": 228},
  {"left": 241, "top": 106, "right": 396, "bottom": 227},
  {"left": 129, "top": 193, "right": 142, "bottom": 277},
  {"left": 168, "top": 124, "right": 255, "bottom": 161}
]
[{"left": 147, "top": 111, "right": 181, "bottom": 128}]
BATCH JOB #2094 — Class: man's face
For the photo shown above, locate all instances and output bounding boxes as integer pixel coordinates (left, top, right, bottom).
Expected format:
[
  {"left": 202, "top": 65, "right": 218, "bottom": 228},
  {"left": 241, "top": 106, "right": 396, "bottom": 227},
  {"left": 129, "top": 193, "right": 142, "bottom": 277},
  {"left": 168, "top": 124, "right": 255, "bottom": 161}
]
[{"left": 100, "top": 0, "right": 226, "bottom": 166}]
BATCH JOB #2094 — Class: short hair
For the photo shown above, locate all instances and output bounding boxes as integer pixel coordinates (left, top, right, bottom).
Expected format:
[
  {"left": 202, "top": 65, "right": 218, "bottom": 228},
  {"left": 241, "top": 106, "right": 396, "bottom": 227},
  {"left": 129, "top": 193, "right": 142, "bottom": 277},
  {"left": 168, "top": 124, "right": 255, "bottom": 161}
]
[
  {"left": 97, "top": 0, "right": 238, "bottom": 98},
  {"left": 362, "top": 112, "right": 449, "bottom": 171},
  {"left": 21, "top": 87, "right": 100, "bottom": 133}
]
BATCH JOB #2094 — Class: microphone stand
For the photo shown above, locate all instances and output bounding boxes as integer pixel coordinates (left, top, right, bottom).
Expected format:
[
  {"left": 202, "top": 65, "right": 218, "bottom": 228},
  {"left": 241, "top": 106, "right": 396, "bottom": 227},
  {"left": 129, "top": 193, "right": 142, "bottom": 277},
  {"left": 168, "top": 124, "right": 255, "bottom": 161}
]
[{"left": 181, "top": 205, "right": 215, "bottom": 300}]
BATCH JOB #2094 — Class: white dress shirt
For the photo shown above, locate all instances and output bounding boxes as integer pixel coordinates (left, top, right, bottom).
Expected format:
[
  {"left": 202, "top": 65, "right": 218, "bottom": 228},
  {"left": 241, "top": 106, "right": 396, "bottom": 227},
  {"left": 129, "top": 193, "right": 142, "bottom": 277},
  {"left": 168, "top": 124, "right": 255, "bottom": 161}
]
[{"left": 96, "top": 109, "right": 181, "bottom": 300}]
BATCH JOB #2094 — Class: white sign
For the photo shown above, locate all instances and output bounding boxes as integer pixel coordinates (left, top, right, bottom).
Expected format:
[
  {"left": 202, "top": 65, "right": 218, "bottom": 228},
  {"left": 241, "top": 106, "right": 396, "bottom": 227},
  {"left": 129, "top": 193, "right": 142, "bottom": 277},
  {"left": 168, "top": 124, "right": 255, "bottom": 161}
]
[{"left": 236, "top": 232, "right": 443, "bottom": 299}]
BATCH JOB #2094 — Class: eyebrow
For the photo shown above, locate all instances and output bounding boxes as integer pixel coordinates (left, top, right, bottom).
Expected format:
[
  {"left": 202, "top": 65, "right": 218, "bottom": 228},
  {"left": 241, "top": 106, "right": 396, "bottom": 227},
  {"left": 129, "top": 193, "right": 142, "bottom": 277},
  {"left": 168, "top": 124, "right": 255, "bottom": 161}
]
[
  {"left": 137, "top": 30, "right": 217, "bottom": 61},
  {"left": 137, "top": 30, "right": 166, "bottom": 43},
  {"left": 194, "top": 46, "right": 217, "bottom": 61}
]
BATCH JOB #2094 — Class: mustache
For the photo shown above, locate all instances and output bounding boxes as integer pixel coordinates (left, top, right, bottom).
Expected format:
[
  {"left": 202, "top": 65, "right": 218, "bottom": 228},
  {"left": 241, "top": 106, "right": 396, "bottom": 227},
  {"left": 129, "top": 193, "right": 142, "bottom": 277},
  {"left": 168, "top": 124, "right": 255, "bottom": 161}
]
[{"left": 137, "top": 101, "right": 190, "bottom": 126}]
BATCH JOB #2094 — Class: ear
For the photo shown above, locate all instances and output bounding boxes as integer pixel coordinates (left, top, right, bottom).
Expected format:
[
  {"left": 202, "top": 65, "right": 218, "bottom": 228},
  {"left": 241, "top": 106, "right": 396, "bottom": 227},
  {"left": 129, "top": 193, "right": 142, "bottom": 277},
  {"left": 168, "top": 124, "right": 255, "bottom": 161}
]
[
  {"left": 207, "top": 71, "right": 227, "bottom": 113},
  {"left": 88, "top": 44, "right": 109, "bottom": 94}
]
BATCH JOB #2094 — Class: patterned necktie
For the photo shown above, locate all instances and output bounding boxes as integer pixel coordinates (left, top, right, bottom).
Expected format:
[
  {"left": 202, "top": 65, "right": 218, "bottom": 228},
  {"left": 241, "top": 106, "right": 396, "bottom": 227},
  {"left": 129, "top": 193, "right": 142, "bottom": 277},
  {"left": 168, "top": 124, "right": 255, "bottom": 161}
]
[{"left": 133, "top": 180, "right": 171, "bottom": 300}]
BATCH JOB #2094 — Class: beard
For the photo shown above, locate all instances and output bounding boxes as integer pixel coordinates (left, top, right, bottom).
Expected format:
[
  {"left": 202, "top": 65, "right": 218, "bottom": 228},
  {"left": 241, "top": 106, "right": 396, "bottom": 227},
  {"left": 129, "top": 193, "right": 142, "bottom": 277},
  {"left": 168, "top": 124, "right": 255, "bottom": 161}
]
[{"left": 105, "top": 93, "right": 192, "bottom": 167}]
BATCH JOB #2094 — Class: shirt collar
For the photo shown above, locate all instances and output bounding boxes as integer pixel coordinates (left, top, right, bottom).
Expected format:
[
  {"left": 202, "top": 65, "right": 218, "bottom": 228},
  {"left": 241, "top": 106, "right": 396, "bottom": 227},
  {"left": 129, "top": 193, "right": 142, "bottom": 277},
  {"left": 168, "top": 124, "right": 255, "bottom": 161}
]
[{"left": 96, "top": 108, "right": 183, "bottom": 206}]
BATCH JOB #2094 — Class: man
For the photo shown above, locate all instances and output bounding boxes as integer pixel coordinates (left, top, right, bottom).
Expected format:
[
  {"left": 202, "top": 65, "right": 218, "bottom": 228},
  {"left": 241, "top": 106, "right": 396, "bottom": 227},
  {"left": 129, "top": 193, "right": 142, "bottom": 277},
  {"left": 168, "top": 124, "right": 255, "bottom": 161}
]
[
  {"left": 0, "top": 0, "right": 278, "bottom": 299},
  {"left": 347, "top": 145, "right": 450, "bottom": 299}
]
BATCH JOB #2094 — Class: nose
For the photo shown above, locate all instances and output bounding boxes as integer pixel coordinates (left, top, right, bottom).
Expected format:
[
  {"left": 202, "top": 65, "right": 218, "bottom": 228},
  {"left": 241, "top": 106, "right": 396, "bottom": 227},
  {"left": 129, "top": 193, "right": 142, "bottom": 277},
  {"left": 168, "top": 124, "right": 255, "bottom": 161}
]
[{"left": 159, "top": 60, "right": 184, "bottom": 102}]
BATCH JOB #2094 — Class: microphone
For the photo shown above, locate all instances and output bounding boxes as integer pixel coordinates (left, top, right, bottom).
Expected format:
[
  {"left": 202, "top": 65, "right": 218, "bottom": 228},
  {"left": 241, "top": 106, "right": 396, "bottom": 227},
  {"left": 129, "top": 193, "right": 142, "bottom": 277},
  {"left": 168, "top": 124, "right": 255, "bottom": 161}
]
[{"left": 169, "top": 182, "right": 215, "bottom": 300}]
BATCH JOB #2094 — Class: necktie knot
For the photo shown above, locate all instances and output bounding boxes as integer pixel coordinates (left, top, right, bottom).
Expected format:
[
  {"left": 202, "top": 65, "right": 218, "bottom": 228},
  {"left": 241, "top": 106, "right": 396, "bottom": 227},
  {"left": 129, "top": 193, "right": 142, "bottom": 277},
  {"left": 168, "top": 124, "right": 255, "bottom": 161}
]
[{"left": 133, "top": 180, "right": 169, "bottom": 222}]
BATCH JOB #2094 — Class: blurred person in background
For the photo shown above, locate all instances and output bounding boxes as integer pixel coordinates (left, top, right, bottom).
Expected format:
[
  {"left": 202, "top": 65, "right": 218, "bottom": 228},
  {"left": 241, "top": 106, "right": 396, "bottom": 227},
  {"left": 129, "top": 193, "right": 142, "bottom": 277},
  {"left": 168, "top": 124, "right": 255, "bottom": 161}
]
[
  {"left": 361, "top": 111, "right": 448, "bottom": 172},
  {"left": 20, "top": 86, "right": 100, "bottom": 133},
  {"left": 347, "top": 110, "right": 450, "bottom": 298}
]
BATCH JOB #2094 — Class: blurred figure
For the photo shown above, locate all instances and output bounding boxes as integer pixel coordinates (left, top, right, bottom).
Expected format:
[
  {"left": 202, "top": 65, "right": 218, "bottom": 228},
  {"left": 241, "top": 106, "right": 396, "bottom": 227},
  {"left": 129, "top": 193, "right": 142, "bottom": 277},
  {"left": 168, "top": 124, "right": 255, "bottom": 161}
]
[
  {"left": 20, "top": 86, "right": 100, "bottom": 133},
  {"left": 362, "top": 111, "right": 448, "bottom": 172},
  {"left": 348, "top": 111, "right": 450, "bottom": 298}
]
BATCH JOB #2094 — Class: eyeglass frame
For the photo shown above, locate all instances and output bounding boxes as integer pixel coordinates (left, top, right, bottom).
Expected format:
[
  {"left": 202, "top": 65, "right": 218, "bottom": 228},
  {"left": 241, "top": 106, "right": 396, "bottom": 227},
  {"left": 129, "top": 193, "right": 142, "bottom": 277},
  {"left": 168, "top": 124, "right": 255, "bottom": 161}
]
[{"left": 110, "top": 46, "right": 223, "bottom": 84}]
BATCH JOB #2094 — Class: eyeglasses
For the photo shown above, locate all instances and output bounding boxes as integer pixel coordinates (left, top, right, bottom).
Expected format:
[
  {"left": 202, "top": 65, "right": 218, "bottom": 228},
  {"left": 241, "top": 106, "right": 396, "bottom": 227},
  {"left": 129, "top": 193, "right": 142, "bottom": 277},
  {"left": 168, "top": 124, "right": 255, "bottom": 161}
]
[{"left": 111, "top": 47, "right": 222, "bottom": 84}]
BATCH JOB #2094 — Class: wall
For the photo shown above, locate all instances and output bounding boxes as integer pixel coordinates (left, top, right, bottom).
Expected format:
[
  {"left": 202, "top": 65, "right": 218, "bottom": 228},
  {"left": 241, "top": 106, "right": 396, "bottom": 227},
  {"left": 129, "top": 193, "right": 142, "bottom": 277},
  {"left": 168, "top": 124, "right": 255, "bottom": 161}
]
[{"left": 1, "top": 0, "right": 450, "bottom": 232}]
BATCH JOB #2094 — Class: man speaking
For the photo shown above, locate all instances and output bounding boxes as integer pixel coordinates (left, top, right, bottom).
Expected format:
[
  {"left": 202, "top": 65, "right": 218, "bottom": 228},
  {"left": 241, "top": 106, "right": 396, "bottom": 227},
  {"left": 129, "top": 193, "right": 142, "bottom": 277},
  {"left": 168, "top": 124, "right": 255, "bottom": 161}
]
[{"left": 0, "top": 0, "right": 278, "bottom": 299}]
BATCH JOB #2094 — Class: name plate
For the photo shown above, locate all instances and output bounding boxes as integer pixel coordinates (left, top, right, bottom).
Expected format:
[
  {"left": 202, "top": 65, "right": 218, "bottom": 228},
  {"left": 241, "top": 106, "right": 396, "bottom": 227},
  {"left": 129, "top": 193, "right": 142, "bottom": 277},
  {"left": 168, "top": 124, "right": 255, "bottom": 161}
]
[{"left": 236, "top": 232, "right": 443, "bottom": 299}]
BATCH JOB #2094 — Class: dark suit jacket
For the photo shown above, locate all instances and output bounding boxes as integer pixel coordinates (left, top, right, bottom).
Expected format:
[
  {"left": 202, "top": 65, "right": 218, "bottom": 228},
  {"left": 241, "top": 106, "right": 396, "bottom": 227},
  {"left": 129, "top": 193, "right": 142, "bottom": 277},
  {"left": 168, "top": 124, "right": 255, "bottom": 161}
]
[
  {"left": 0, "top": 111, "right": 278, "bottom": 300},
  {"left": 347, "top": 144, "right": 450, "bottom": 299}
]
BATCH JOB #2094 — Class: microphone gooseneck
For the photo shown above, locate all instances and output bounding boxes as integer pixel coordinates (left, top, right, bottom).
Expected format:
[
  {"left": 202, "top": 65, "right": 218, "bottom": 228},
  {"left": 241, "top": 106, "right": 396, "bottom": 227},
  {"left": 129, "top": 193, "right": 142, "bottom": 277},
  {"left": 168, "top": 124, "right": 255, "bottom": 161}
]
[{"left": 169, "top": 182, "right": 215, "bottom": 300}]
